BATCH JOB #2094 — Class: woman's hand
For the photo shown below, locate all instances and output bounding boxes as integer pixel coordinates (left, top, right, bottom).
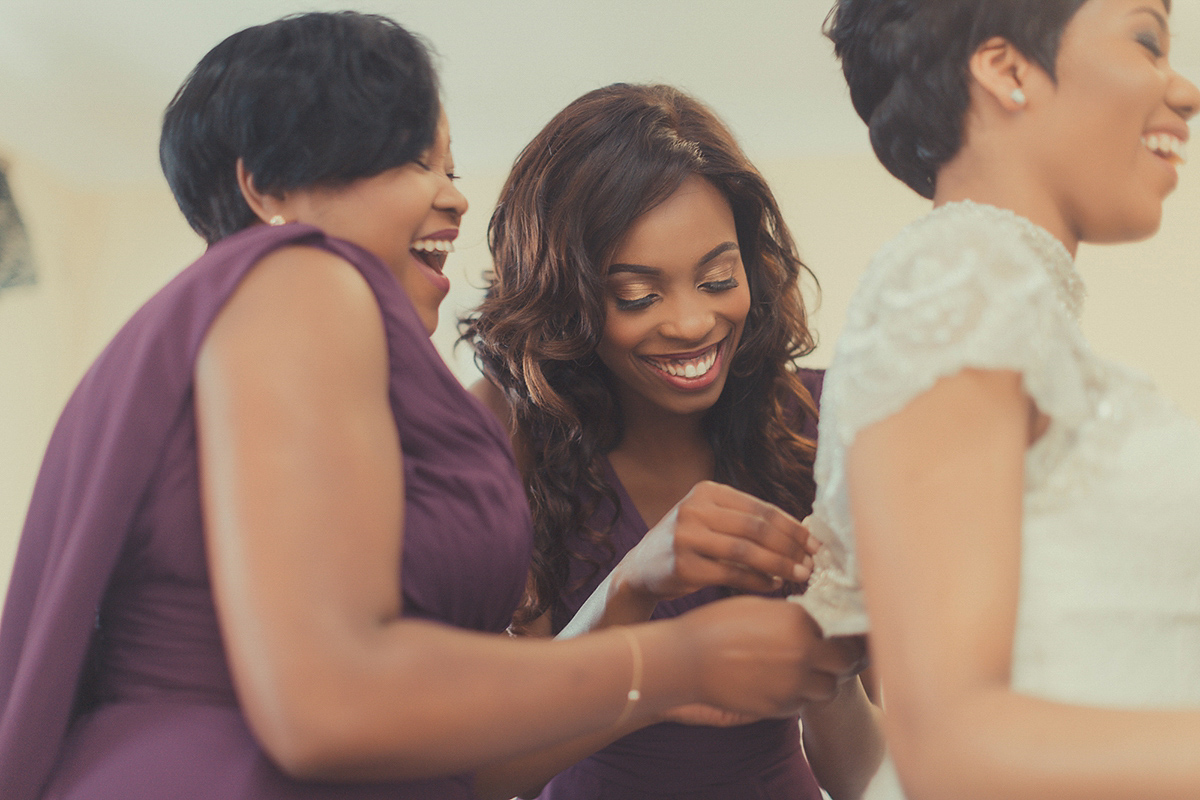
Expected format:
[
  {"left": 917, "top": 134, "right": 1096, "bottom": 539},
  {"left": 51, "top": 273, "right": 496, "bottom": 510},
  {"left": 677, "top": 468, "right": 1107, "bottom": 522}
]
[
  {"left": 612, "top": 481, "right": 819, "bottom": 604},
  {"left": 676, "top": 596, "right": 866, "bottom": 719}
]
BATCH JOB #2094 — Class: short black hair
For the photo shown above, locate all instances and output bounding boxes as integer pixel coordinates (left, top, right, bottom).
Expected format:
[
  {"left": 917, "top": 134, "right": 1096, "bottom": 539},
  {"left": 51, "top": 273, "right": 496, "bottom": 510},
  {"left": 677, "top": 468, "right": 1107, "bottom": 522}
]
[
  {"left": 160, "top": 11, "right": 440, "bottom": 244},
  {"left": 826, "top": 0, "right": 1115, "bottom": 198}
]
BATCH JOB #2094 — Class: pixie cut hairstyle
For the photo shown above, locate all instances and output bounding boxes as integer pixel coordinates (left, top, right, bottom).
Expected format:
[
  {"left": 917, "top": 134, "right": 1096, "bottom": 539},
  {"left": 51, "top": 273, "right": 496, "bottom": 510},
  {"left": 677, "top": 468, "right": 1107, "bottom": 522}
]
[
  {"left": 160, "top": 11, "right": 440, "bottom": 244},
  {"left": 826, "top": 0, "right": 1124, "bottom": 198}
]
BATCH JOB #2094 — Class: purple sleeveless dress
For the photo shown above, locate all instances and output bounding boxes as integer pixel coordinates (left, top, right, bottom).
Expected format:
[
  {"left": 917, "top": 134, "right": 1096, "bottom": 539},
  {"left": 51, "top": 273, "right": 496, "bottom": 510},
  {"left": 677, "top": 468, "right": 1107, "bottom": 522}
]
[
  {"left": 539, "top": 370, "right": 825, "bottom": 800},
  {"left": 0, "top": 224, "right": 533, "bottom": 800}
]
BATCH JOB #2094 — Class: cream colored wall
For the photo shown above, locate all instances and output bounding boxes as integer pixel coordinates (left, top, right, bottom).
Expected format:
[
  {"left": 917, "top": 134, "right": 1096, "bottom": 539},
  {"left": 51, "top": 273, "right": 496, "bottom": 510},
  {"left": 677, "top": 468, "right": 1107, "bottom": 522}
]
[
  {"left": 763, "top": 152, "right": 1200, "bottom": 425},
  {"left": 0, "top": 158, "right": 203, "bottom": 599},
  {"left": 3, "top": 151, "right": 1200, "bottom": 600}
]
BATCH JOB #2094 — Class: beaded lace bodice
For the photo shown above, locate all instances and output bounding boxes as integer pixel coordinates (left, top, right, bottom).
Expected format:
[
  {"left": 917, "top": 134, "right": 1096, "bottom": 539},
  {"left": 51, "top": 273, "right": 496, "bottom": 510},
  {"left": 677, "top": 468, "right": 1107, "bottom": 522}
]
[{"left": 794, "top": 201, "right": 1200, "bottom": 717}]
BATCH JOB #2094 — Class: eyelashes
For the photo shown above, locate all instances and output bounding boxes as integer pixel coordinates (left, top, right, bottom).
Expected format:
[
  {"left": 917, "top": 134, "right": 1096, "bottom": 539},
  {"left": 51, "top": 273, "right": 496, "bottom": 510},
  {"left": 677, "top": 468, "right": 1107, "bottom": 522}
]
[
  {"left": 1137, "top": 31, "right": 1165, "bottom": 58},
  {"left": 415, "top": 160, "right": 461, "bottom": 181},
  {"left": 614, "top": 295, "right": 657, "bottom": 312},
  {"left": 611, "top": 277, "right": 741, "bottom": 312}
]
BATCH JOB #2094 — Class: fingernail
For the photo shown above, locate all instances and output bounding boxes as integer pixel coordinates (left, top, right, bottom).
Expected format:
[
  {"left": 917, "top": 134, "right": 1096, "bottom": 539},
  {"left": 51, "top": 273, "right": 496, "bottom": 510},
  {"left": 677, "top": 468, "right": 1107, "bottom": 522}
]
[{"left": 793, "top": 564, "right": 810, "bottom": 582}]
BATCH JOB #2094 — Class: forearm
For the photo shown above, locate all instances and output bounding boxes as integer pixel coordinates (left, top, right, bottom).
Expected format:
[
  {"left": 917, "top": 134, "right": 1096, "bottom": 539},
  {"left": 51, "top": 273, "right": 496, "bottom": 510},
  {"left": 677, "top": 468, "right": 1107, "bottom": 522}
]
[
  {"left": 557, "top": 569, "right": 658, "bottom": 639},
  {"left": 801, "top": 677, "right": 886, "bottom": 800},
  {"left": 892, "top": 688, "right": 1200, "bottom": 800},
  {"left": 482, "top": 574, "right": 663, "bottom": 797},
  {"left": 250, "top": 618, "right": 693, "bottom": 782}
]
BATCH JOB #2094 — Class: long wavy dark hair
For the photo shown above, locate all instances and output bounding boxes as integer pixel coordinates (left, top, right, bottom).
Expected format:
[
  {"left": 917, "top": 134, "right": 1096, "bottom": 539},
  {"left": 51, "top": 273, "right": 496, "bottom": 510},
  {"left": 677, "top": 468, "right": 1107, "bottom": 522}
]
[{"left": 462, "top": 83, "right": 818, "bottom": 625}]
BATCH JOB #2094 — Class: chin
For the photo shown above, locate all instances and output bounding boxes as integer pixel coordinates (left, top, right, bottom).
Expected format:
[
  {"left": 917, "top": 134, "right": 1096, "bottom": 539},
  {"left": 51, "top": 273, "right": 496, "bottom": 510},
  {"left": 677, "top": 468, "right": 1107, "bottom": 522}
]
[
  {"left": 1119, "top": 215, "right": 1163, "bottom": 244},
  {"left": 662, "top": 383, "right": 727, "bottom": 416},
  {"left": 1084, "top": 205, "right": 1164, "bottom": 245},
  {"left": 417, "top": 309, "right": 440, "bottom": 336}
]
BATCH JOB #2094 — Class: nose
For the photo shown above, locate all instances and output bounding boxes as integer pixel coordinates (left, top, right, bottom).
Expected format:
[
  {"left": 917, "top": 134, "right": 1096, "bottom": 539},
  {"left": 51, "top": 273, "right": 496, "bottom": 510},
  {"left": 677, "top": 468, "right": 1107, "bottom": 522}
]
[
  {"left": 1167, "top": 68, "right": 1200, "bottom": 124},
  {"left": 437, "top": 178, "right": 468, "bottom": 223},
  {"left": 659, "top": 291, "right": 717, "bottom": 343}
]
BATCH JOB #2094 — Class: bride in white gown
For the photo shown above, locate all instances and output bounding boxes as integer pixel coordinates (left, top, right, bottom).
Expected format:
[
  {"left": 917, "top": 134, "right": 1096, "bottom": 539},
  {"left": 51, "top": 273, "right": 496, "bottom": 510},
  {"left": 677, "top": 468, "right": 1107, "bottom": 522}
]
[{"left": 794, "top": 1, "right": 1200, "bottom": 797}]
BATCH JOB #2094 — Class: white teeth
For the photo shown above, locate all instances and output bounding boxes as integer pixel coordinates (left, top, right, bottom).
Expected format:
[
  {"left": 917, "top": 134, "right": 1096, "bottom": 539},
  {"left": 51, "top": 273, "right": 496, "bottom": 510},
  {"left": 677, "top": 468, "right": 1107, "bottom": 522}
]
[
  {"left": 1143, "top": 132, "right": 1188, "bottom": 164},
  {"left": 411, "top": 239, "right": 455, "bottom": 253},
  {"left": 647, "top": 346, "right": 719, "bottom": 380}
]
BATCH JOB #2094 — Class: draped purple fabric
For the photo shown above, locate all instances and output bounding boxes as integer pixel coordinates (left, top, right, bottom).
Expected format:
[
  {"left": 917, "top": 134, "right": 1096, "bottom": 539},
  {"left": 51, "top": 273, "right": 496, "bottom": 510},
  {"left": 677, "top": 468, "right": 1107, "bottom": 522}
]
[
  {"left": 540, "top": 369, "right": 825, "bottom": 800},
  {"left": 0, "top": 223, "right": 532, "bottom": 799}
]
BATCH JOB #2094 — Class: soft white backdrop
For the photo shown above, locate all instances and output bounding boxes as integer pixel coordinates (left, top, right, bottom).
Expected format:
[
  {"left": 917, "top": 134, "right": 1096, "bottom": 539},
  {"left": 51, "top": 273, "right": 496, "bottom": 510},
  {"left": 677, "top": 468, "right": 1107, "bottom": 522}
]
[{"left": 3, "top": 0, "right": 1200, "bottom": 598}]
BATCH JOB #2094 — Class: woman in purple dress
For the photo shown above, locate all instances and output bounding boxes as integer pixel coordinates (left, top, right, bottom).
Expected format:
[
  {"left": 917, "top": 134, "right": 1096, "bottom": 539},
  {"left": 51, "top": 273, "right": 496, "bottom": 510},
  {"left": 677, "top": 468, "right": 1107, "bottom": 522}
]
[
  {"left": 0, "top": 16, "right": 862, "bottom": 800},
  {"left": 465, "top": 84, "right": 884, "bottom": 799}
]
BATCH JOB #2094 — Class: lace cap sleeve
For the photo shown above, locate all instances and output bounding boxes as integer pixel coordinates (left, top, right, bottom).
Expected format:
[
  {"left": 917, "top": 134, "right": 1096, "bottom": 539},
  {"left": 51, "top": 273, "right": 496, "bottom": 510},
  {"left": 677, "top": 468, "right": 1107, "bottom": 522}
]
[{"left": 793, "top": 201, "right": 1089, "bottom": 636}]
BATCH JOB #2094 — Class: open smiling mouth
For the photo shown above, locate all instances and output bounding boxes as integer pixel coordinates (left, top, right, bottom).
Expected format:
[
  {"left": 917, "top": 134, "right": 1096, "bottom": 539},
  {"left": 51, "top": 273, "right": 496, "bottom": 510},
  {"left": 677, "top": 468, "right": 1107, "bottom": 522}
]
[
  {"left": 640, "top": 338, "right": 728, "bottom": 387},
  {"left": 1143, "top": 133, "right": 1187, "bottom": 167},
  {"left": 410, "top": 237, "right": 454, "bottom": 273}
]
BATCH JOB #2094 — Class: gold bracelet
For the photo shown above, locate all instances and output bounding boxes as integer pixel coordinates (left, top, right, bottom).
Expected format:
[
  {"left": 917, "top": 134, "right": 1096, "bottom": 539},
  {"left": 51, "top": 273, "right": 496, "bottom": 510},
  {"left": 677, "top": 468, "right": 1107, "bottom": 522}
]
[{"left": 612, "top": 626, "right": 643, "bottom": 730}]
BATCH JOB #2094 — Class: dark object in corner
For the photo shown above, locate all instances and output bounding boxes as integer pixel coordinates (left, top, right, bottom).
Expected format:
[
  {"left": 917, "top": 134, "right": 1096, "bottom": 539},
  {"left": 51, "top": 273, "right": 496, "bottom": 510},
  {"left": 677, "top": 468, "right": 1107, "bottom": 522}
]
[{"left": 0, "top": 167, "right": 35, "bottom": 290}]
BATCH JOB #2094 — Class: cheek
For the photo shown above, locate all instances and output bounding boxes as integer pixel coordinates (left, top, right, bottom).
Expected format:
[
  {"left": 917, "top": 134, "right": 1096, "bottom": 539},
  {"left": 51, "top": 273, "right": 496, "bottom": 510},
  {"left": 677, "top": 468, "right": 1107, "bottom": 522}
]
[
  {"left": 596, "top": 315, "right": 638, "bottom": 371},
  {"left": 724, "top": 286, "right": 753, "bottom": 334},
  {"left": 1060, "top": 58, "right": 1156, "bottom": 145},
  {"left": 1039, "top": 101, "right": 1140, "bottom": 210},
  {"left": 597, "top": 306, "right": 670, "bottom": 380}
]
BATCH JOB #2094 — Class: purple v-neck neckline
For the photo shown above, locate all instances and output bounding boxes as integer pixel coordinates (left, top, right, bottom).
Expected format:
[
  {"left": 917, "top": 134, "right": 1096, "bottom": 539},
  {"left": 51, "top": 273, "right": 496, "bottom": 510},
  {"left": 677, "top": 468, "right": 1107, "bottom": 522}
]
[{"left": 599, "top": 454, "right": 651, "bottom": 536}]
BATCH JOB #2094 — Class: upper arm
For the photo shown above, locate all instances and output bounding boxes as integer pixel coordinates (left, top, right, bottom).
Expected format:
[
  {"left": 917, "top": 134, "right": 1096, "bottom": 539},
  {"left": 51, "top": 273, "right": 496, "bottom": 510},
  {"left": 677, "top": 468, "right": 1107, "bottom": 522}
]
[
  {"left": 469, "top": 376, "right": 512, "bottom": 430},
  {"left": 848, "top": 369, "right": 1030, "bottom": 735},
  {"left": 195, "top": 245, "right": 404, "bottom": 745},
  {"left": 469, "top": 376, "right": 533, "bottom": 474}
]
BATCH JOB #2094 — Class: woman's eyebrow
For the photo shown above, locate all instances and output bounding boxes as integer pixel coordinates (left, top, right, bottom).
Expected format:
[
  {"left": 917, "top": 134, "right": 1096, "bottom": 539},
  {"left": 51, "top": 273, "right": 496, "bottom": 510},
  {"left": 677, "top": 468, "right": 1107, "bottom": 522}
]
[
  {"left": 607, "top": 242, "right": 739, "bottom": 277},
  {"left": 607, "top": 262, "right": 660, "bottom": 277},
  {"left": 696, "top": 242, "right": 739, "bottom": 268},
  {"left": 1132, "top": 6, "right": 1170, "bottom": 35}
]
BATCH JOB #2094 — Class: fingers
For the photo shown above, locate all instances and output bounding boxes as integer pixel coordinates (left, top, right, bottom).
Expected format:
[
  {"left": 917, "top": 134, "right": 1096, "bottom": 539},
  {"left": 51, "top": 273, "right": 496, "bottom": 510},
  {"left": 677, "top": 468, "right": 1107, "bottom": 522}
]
[
  {"left": 680, "top": 523, "right": 813, "bottom": 586},
  {"left": 688, "top": 481, "right": 820, "bottom": 554},
  {"left": 673, "top": 553, "right": 790, "bottom": 595},
  {"left": 676, "top": 485, "right": 818, "bottom": 584},
  {"left": 684, "top": 598, "right": 866, "bottom": 715}
]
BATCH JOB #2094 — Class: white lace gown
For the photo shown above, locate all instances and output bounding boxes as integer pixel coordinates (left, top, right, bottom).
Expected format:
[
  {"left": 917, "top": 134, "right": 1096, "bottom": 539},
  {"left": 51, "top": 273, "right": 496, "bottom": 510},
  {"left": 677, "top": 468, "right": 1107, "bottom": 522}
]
[{"left": 793, "top": 201, "right": 1200, "bottom": 798}]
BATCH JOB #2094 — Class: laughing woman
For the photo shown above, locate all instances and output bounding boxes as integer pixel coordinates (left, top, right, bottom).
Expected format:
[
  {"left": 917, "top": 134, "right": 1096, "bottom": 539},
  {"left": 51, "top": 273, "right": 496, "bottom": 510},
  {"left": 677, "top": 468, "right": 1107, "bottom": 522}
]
[
  {"left": 466, "top": 83, "right": 883, "bottom": 800},
  {"left": 795, "top": 1, "right": 1200, "bottom": 798},
  {"left": 0, "top": 15, "right": 854, "bottom": 800}
]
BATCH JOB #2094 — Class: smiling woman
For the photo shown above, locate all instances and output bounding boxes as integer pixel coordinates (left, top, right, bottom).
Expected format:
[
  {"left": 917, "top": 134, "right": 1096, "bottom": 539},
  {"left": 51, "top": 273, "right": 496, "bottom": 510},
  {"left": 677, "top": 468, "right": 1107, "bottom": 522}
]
[
  {"left": 0, "top": 14, "right": 839, "bottom": 800},
  {"left": 794, "top": 0, "right": 1200, "bottom": 798},
  {"left": 463, "top": 83, "right": 884, "bottom": 800},
  {"left": 596, "top": 176, "right": 752, "bottom": 418}
]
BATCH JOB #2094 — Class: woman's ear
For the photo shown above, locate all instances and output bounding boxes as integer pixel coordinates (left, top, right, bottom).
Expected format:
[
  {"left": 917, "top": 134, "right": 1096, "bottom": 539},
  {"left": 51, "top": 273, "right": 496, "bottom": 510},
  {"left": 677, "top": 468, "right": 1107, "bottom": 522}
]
[
  {"left": 236, "top": 159, "right": 288, "bottom": 225},
  {"left": 969, "top": 36, "right": 1034, "bottom": 113}
]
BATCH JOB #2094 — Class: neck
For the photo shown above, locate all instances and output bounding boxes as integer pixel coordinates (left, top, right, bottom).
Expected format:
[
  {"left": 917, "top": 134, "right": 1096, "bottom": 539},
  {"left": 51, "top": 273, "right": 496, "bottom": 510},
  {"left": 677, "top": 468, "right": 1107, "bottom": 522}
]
[
  {"left": 934, "top": 143, "right": 1080, "bottom": 258},
  {"left": 612, "top": 392, "right": 713, "bottom": 474}
]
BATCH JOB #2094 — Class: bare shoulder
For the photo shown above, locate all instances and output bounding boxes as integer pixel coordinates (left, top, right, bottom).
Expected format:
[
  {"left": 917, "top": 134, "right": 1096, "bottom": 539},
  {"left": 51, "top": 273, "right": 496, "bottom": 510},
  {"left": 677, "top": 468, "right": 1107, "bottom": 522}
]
[
  {"left": 468, "top": 377, "right": 535, "bottom": 473},
  {"left": 202, "top": 243, "right": 386, "bottom": 378},
  {"left": 227, "top": 244, "right": 378, "bottom": 321},
  {"left": 469, "top": 376, "right": 513, "bottom": 429}
]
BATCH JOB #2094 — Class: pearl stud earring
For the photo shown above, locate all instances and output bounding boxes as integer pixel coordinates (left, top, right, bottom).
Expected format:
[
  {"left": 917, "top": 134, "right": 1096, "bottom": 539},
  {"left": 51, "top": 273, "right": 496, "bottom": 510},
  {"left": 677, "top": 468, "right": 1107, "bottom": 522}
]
[
  {"left": 1010, "top": 88, "right": 1027, "bottom": 107},
  {"left": 268, "top": 215, "right": 286, "bottom": 226}
]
